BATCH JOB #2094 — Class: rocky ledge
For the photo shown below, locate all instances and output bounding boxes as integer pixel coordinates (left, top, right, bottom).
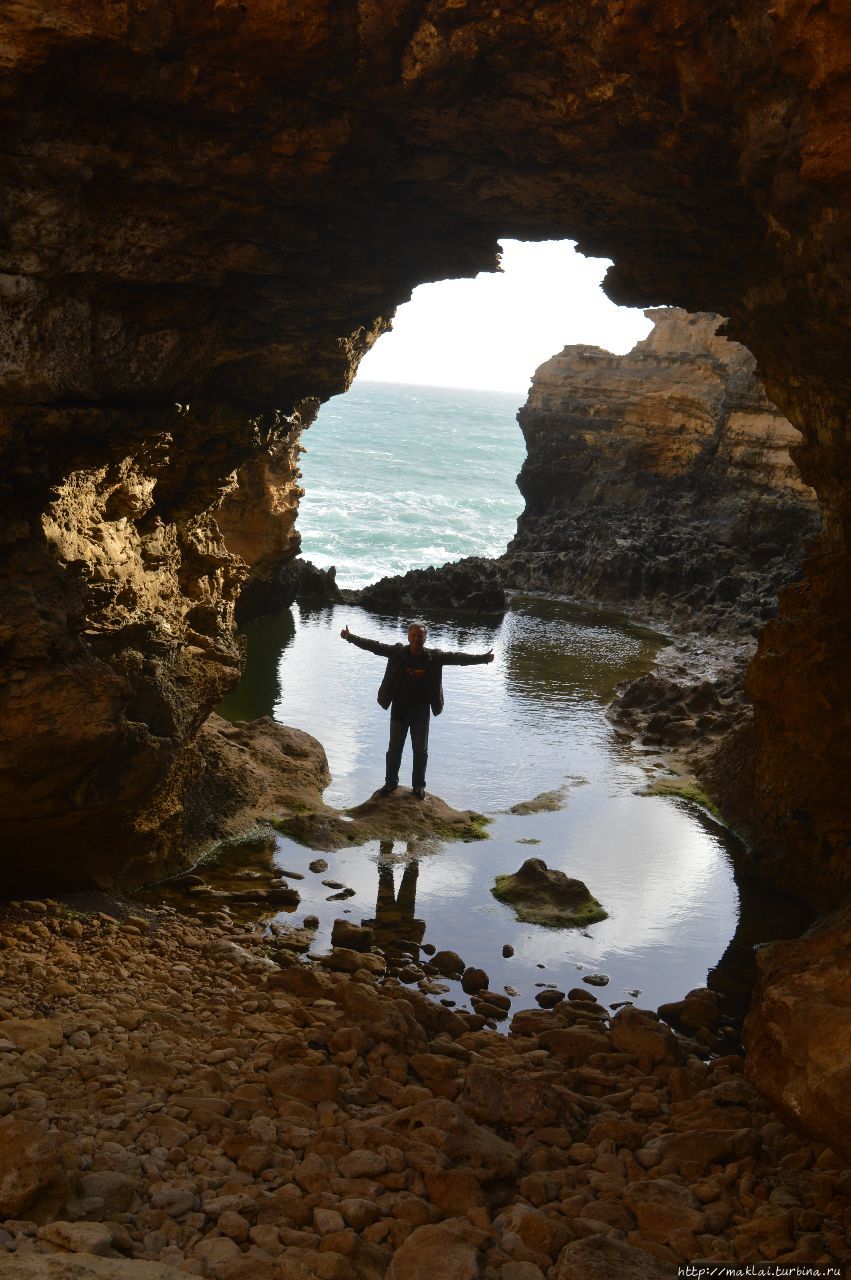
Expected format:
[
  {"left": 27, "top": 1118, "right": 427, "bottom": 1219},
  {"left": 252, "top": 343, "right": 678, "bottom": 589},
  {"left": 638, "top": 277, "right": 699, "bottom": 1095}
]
[
  {"left": 344, "top": 558, "right": 505, "bottom": 617},
  {"left": 502, "top": 309, "right": 820, "bottom": 638},
  {"left": 0, "top": 902, "right": 849, "bottom": 1279},
  {"left": 274, "top": 791, "right": 489, "bottom": 854}
]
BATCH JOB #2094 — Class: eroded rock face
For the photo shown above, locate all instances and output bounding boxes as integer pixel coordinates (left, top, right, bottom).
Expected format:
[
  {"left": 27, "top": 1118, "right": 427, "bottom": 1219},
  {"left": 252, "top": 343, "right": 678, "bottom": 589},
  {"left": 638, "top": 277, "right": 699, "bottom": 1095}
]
[
  {"left": 1, "top": 3, "right": 849, "bottom": 887},
  {"left": 503, "top": 309, "right": 820, "bottom": 633},
  {"left": 744, "top": 904, "right": 851, "bottom": 1162}
]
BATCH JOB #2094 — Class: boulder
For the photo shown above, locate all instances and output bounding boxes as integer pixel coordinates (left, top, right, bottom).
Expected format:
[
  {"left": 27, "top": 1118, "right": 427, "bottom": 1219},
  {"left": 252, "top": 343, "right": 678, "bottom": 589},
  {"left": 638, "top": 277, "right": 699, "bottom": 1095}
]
[
  {"left": 658, "top": 987, "right": 722, "bottom": 1032},
  {"left": 6, "top": 1259, "right": 187, "bottom": 1280},
  {"left": 350, "top": 555, "right": 506, "bottom": 615},
  {"left": 36, "top": 1221, "right": 115, "bottom": 1256},
  {"left": 432, "top": 950, "right": 466, "bottom": 976},
  {"left": 0, "top": 1018, "right": 64, "bottom": 1053},
  {"left": 386, "top": 1217, "right": 483, "bottom": 1280},
  {"left": 492, "top": 859, "right": 607, "bottom": 927},
  {"left": 330, "top": 919, "right": 374, "bottom": 951},
  {"left": 554, "top": 1235, "right": 676, "bottom": 1278},
  {"left": 609, "top": 1007, "right": 682, "bottom": 1072},
  {"left": 0, "top": 1118, "right": 69, "bottom": 1222},
  {"left": 744, "top": 903, "right": 851, "bottom": 1161}
]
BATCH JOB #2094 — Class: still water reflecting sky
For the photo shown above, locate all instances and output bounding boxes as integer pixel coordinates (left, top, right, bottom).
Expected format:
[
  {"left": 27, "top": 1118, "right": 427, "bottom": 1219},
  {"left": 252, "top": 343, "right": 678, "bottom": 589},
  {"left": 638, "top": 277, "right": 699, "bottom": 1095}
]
[{"left": 218, "top": 597, "right": 742, "bottom": 1012}]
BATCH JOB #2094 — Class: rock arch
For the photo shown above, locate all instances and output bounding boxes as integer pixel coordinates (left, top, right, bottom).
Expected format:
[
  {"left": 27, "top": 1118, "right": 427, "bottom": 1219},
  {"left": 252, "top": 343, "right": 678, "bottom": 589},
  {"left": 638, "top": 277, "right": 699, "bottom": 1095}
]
[{"left": 0, "top": 2, "right": 848, "bottom": 888}]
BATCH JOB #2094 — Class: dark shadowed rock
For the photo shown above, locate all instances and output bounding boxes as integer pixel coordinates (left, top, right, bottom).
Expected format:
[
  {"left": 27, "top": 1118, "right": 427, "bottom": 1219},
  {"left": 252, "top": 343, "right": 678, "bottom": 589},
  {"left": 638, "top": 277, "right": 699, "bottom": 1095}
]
[
  {"left": 348, "top": 556, "right": 506, "bottom": 614},
  {"left": 554, "top": 1234, "right": 675, "bottom": 1278}
]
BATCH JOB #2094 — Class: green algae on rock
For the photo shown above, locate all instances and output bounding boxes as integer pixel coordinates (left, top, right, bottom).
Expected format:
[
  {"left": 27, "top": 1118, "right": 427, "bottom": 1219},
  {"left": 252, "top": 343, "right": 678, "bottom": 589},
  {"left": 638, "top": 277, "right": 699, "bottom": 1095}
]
[
  {"left": 638, "top": 777, "right": 723, "bottom": 821},
  {"left": 492, "top": 858, "right": 607, "bottom": 928},
  {"left": 506, "top": 787, "right": 569, "bottom": 815},
  {"left": 272, "top": 790, "right": 490, "bottom": 852}
]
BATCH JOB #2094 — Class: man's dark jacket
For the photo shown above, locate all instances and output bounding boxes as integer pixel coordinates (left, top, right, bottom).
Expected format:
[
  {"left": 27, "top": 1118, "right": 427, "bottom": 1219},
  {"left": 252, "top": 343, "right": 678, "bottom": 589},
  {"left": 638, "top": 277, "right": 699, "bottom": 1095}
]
[{"left": 344, "top": 631, "right": 490, "bottom": 715}]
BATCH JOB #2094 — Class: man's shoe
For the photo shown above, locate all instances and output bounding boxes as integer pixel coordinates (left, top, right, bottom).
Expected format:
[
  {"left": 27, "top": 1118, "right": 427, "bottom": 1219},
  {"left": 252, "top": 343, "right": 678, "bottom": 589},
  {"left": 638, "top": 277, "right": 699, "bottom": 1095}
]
[
  {"left": 379, "top": 783, "right": 398, "bottom": 797},
  {"left": 413, "top": 786, "right": 426, "bottom": 800}
]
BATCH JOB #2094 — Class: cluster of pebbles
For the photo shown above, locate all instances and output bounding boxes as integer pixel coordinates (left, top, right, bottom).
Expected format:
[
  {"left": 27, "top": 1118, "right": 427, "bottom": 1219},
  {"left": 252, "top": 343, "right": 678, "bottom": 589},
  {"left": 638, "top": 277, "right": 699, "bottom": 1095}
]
[{"left": 0, "top": 900, "right": 849, "bottom": 1280}]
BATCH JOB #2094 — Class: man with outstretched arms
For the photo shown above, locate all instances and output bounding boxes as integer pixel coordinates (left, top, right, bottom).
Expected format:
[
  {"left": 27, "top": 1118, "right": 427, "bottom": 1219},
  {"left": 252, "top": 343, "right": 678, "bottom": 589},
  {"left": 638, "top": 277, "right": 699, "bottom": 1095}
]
[{"left": 340, "top": 621, "right": 494, "bottom": 799}]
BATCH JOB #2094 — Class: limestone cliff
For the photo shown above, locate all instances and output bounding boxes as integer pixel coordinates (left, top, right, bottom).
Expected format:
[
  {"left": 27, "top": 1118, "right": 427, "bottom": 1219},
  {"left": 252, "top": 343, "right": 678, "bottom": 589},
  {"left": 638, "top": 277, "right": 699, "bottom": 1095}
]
[
  {"left": 217, "top": 419, "right": 315, "bottom": 623},
  {"left": 0, "top": 1, "right": 850, "bottom": 895},
  {"left": 504, "top": 309, "right": 820, "bottom": 633}
]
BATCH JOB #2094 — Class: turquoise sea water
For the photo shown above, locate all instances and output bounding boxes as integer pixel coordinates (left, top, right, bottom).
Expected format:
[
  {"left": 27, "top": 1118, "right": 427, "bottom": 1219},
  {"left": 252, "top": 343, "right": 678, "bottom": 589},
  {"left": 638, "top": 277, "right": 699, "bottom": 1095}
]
[{"left": 298, "top": 380, "right": 526, "bottom": 587}]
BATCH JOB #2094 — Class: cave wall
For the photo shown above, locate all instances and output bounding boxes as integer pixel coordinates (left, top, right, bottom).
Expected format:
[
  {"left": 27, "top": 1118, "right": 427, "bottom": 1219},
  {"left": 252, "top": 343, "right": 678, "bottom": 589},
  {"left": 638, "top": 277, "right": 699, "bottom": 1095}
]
[
  {"left": 1, "top": 1, "right": 849, "bottom": 888},
  {"left": 504, "top": 307, "right": 821, "bottom": 633}
]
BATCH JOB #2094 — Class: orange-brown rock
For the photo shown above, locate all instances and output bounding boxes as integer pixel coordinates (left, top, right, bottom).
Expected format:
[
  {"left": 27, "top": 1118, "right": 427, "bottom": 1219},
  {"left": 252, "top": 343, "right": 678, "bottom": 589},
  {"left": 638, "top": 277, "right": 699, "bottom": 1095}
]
[
  {"left": 0, "top": 2, "right": 849, "bottom": 898},
  {"left": 744, "top": 903, "right": 851, "bottom": 1162},
  {"left": 217, "top": 420, "right": 313, "bottom": 622},
  {"left": 504, "top": 309, "right": 819, "bottom": 633}
]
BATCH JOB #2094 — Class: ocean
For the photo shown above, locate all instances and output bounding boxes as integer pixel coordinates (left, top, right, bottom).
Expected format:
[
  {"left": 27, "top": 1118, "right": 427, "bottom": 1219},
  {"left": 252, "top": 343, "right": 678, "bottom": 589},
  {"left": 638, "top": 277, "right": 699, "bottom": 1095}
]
[{"left": 297, "top": 380, "right": 527, "bottom": 587}]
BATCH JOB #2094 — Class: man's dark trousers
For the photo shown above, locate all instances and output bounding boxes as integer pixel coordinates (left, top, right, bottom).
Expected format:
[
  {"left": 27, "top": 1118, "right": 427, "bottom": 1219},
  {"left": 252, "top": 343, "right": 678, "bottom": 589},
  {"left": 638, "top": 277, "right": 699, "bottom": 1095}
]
[{"left": 386, "top": 706, "right": 430, "bottom": 790}]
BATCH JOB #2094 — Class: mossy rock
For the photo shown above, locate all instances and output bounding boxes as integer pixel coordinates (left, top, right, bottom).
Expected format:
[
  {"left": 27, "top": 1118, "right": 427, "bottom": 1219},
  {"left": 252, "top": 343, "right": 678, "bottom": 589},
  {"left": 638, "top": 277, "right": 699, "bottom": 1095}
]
[
  {"left": 640, "top": 778, "right": 722, "bottom": 820},
  {"left": 492, "top": 857, "right": 607, "bottom": 928},
  {"left": 271, "top": 791, "right": 490, "bottom": 852}
]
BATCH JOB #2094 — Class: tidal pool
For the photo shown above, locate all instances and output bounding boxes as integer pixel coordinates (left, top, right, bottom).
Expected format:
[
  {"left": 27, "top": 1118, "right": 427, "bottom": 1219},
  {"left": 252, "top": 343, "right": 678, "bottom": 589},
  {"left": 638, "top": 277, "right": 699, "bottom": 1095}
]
[{"left": 196, "top": 594, "right": 807, "bottom": 1021}]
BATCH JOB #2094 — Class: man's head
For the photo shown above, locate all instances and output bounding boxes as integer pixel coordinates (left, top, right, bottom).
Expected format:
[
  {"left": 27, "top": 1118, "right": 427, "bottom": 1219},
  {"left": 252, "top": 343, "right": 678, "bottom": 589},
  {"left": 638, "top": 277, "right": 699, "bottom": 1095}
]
[{"left": 407, "top": 622, "right": 427, "bottom": 654}]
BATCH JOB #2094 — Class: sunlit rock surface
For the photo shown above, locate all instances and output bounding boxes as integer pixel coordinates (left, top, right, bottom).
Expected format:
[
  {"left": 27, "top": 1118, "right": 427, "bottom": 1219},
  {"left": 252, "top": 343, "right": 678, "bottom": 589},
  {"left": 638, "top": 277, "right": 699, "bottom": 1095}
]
[
  {"left": 0, "top": 3, "right": 849, "bottom": 892},
  {"left": 503, "top": 308, "right": 820, "bottom": 633}
]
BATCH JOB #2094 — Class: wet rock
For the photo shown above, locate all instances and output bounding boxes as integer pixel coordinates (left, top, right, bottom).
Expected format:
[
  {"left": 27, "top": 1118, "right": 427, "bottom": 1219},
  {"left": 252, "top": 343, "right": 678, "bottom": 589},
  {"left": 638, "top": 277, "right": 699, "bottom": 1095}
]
[
  {"left": 320, "top": 947, "right": 385, "bottom": 975},
  {"left": 279, "top": 792, "right": 489, "bottom": 852},
  {"left": 502, "top": 944, "right": 515, "bottom": 958},
  {"left": 610, "top": 1007, "right": 682, "bottom": 1072},
  {"left": 658, "top": 986, "right": 722, "bottom": 1032},
  {"left": 507, "top": 786, "right": 570, "bottom": 815},
  {"left": 537, "top": 1026, "right": 611, "bottom": 1065},
  {"left": 492, "top": 859, "right": 607, "bottom": 927},
  {"left": 431, "top": 950, "right": 465, "bottom": 977},
  {"left": 330, "top": 919, "right": 374, "bottom": 951},
  {"left": 350, "top": 556, "right": 506, "bottom": 616},
  {"left": 461, "top": 967, "right": 489, "bottom": 994},
  {"left": 583, "top": 973, "right": 609, "bottom": 987},
  {"left": 535, "top": 988, "right": 565, "bottom": 1008},
  {"left": 308, "top": 859, "right": 329, "bottom": 873}
]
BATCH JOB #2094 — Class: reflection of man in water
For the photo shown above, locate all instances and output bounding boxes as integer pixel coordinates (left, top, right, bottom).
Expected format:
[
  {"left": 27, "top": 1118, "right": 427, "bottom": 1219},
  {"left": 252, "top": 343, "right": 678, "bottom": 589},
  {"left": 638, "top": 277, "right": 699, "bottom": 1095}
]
[
  {"left": 363, "top": 840, "right": 426, "bottom": 949},
  {"left": 340, "top": 621, "right": 494, "bottom": 798}
]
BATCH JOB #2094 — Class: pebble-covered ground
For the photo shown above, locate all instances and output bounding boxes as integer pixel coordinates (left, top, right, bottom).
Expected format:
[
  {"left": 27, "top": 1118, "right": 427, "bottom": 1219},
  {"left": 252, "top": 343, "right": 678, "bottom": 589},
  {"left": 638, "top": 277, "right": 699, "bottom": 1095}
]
[{"left": 0, "top": 900, "right": 849, "bottom": 1280}]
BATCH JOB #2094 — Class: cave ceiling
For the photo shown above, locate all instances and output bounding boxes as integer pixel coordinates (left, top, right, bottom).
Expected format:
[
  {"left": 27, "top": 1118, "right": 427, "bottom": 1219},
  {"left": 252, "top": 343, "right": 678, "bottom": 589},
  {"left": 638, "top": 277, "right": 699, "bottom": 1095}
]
[{"left": 0, "top": 0, "right": 849, "bottom": 883}]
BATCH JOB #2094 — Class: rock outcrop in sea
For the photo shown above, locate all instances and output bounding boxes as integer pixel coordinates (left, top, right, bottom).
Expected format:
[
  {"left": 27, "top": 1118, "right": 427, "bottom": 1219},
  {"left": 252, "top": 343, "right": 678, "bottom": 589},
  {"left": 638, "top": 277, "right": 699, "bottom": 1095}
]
[{"left": 502, "top": 309, "right": 820, "bottom": 634}]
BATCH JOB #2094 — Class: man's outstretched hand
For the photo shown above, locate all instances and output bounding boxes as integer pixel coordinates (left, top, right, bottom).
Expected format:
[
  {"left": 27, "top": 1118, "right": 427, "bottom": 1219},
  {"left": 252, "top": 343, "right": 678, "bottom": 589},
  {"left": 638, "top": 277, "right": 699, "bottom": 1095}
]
[{"left": 340, "top": 625, "right": 350, "bottom": 641}]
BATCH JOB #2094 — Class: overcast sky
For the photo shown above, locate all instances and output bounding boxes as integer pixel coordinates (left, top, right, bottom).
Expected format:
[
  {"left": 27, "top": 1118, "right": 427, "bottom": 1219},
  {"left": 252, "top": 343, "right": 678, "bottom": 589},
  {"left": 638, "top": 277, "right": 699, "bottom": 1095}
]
[{"left": 357, "top": 239, "right": 654, "bottom": 394}]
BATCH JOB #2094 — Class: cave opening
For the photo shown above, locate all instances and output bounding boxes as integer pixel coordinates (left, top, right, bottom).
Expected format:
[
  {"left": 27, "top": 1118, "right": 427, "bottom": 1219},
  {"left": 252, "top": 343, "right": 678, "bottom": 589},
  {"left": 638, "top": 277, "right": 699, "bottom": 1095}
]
[
  {"left": 1, "top": 4, "right": 850, "bottom": 1201},
  {"left": 209, "top": 236, "right": 819, "bottom": 1025}
]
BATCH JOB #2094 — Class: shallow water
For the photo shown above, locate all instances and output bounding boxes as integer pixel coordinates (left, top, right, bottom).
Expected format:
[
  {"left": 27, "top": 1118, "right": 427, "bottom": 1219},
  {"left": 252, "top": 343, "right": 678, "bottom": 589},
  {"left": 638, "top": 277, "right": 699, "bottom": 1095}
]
[
  {"left": 297, "top": 381, "right": 526, "bottom": 587},
  {"left": 210, "top": 595, "right": 760, "bottom": 1018}
]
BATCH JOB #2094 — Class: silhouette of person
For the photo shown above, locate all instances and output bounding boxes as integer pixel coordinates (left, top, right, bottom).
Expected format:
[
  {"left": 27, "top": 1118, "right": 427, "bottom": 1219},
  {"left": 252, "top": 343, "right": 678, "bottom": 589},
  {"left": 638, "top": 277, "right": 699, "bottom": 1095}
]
[{"left": 340, "top": 621, "right": 494, "bottom": 798}]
